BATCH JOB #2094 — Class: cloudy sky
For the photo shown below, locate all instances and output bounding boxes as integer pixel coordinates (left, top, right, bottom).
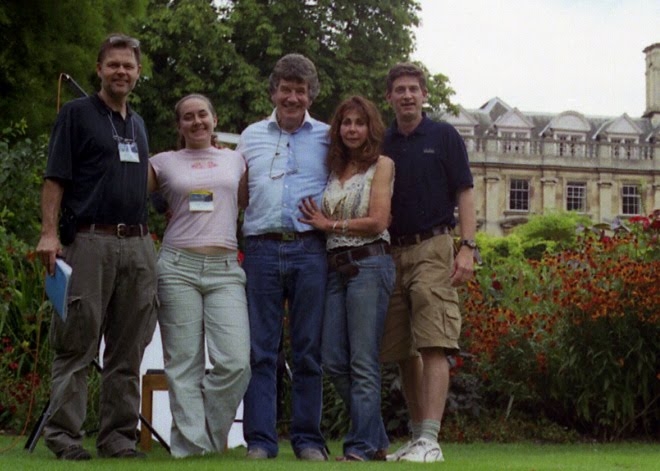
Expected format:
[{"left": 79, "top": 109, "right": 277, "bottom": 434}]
[{"left": 413, "top": 0, "right": 659, "bottom": 117}]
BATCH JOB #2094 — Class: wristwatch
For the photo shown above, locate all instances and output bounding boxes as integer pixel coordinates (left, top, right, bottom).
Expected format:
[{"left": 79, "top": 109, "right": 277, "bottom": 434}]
[{"left": 460, "top": 239, "right": 477, "bottom": 250}]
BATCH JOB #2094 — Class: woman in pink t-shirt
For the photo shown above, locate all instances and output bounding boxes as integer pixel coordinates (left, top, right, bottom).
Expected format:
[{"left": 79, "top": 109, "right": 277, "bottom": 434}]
[{"left": 148, "top": 94, "right": 250, "bottom": 458}]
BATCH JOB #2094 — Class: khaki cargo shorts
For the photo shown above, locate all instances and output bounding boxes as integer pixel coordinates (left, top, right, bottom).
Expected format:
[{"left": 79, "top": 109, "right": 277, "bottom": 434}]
[{"left": 380, "top": 234, "right": 461, "bottom": 363}]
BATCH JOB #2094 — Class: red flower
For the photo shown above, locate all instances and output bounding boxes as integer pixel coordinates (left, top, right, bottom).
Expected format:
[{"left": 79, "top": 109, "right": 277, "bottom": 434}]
[
  {"left": 8, "top": 362, "right": 18, "bottom": 370},
  {"left": 492, "top": 280, "right": 503, "bottom": 291},
  {"left": 628, "top": 216, "right": 650, "bottom": 229}
]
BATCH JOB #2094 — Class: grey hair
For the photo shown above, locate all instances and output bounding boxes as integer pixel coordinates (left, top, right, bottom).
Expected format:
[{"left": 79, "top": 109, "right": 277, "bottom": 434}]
[{"left": 268, "top": 53, "right": 320, "bottom": 101}]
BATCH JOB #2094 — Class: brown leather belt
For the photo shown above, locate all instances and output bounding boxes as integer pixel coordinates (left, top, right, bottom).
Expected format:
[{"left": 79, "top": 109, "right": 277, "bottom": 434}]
[
  {"left": 253, "top": 231, "right": 322, "bottom": 242},
  {"left": 391, "top": 225, "right": 452, "bottom": 247},
  {"left": 77, "top": 223, "right": 149, "bottom": 238},
  {"left": 328, "top": 243, "right": 391, "bottom": 271}
]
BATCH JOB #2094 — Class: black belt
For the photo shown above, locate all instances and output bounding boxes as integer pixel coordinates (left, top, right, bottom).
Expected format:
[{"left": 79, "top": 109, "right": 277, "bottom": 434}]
[
  {"left": 77, "top": 223, "right": 149, "bottom": 238},
  {"left": 252, "top": 231, "right": 321, "bottom": 242},
  {"left": 391, "top": 225, "right": 452, "bottom": 247},
  {"left": 328, "top": 243, "right": 391, "bottom": 273}
]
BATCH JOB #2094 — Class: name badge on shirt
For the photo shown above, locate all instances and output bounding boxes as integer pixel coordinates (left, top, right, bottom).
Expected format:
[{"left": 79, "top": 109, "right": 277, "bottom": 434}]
[
  {"left": 189, "top": 190, "right": 214, "bottom": 212},
  {"left": 118, "top": 141, "right": 140, "bottom": 163}
]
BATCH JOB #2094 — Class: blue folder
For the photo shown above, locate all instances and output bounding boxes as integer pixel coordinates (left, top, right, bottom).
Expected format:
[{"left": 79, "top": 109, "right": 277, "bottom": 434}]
[{"left": 45, "top": 259, "right": 72, "bottom": 322}]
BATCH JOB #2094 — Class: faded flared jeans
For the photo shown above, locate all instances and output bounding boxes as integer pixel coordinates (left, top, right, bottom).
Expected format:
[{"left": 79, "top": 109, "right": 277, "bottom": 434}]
[
  {"left": 322, "top": 253, "right": 395, "bottom": 460},
  {"left": 157, "top": 246, "right": 251, "bottom": 457}
]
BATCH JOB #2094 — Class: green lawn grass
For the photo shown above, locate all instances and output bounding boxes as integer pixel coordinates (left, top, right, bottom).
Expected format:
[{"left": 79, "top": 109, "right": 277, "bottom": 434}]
[{"left": 1, "top": 435, "right": 658, "bottom": 470}]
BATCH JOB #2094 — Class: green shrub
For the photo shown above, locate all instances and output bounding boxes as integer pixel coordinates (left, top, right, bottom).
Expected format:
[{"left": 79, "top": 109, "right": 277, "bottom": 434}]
[
  {"left": 512, "top": 211, "right": 592, "bottom": 248},
  {"left": 0, "top": 121, "right": 48, "bottom": 246},
  {"left": 0, "top": 222, "right": 51, "bottom": 432},
  {"left": 476, "top": 232, "right": 524, "bottom": 265},
  {"left": 462, "top": 216, "right": 659, "bottom": 440}
]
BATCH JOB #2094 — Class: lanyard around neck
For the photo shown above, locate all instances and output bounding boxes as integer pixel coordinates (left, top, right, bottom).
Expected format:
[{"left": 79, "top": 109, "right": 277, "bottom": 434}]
[{"left": 107, "top": 113, "right": 136, "bottom": 143}]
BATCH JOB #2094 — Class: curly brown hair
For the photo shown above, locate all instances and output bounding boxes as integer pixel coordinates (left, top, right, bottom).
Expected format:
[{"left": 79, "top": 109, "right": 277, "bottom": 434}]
[{"left": 327, "top": 96, "right": 385, "bottom": 176}]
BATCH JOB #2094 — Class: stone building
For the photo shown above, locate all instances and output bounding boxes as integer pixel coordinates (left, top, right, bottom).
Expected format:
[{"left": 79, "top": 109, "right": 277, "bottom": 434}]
[{"left": 443, "top": 43, "right": 660, "bottom": 236}]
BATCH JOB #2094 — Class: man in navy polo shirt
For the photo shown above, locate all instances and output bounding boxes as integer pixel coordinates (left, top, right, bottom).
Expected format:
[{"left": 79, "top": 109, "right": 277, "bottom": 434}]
[
  {"left": 380, "top": 63, "right": 477, "bottom": 463},
  {"left": 36, "top": 33, "right": 157, "bottom": 460}
]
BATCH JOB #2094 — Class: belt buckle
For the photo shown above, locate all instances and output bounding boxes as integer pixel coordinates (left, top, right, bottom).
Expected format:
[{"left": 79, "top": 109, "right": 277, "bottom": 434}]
[
  {"left": 116, "top": 223, "right": 128, "bottom": 238},
  {"left": 281, "top": 232, "right": 296, "bottom": 242}
]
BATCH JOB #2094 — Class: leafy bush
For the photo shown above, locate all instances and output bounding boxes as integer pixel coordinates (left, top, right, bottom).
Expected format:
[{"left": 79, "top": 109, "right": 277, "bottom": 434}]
[
  {"left": 462, "top": 215, "right": 659, "bottom": 440},
  {"left": 0, "top": 222, "right": 51, "bottom": 432},
  {"left": 512, "top": 212, "right": 592, "bottom": 248},
  {"left": 547, "top": 218, "right": 659, "bottom": 439},
  {"left": 0, "top": 121, "right": 47, "bottom": 246}
]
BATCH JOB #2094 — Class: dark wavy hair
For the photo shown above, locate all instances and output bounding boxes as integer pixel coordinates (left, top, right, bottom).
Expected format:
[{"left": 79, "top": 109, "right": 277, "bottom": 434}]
[
  {"left": 327, "top": 96, "right": 384, "bottom": 176},
  {"left": 174, "top": 94, "right": 217, "bottom": 149}
]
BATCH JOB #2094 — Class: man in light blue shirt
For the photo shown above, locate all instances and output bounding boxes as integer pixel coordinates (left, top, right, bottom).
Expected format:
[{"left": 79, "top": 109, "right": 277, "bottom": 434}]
[{"left": 238, "top": 53, "right": 329, "bottom": 461}]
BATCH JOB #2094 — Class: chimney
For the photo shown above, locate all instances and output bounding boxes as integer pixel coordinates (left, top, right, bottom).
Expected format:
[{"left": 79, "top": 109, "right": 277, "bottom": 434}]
[{"left": 643, "top": 43, "right": 660, "bottom": 127}]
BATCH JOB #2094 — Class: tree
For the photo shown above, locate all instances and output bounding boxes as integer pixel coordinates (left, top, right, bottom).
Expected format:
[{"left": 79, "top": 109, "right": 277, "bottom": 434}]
[
  {"left": 225, "top": 0, "right": 455, "bottom": 122},
  {"left": 0, "top": 1, "right": 148, "bottom": 137},
  {"left": 135, "top": 0, "right": 268, "bottom": 152},
  {"left": 134, "top": 0, "right": 457, "bottom": 151}
]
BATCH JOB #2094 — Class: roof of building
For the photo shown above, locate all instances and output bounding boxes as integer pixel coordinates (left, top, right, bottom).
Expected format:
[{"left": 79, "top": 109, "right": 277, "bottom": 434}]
[{"left": 441, "top": 99, "right": 660, "bottom": 142}]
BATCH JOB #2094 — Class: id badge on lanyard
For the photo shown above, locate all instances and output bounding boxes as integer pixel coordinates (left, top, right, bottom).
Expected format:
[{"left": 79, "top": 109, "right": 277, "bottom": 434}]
[
  {"left": 118, "top": 141, "right": 140, "bottom": 163},
  {"left": 108, "top": 113, "right": 140, "bottom": 163},
  {"left": 189, "top": 190, "right": 214, "bottom": 212}
]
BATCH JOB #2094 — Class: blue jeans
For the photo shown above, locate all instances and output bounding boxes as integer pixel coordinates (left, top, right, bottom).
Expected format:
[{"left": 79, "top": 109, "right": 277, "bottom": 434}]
[
  {"left": 242, "top": 235, "right": 327, "bottom": 457},
  {"left": 322, "top": 253, "right": 395, "bottom": 460}
]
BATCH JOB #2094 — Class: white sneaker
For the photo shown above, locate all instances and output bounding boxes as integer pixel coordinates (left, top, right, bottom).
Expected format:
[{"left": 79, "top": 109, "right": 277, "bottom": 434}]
[
  {"left": 398, "top": 437, "right": 444, "bottom": 463},
  {"left": 385, "top": 439, "right": 414, "bottom": 461}
]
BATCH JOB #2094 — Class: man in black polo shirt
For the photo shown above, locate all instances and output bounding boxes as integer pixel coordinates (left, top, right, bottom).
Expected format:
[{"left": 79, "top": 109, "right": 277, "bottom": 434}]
[
  {"left": 36, "top": 33, "right": 157, "bottom": 460},
  {"left": 380, "top": 63, "right": 476, "bottom": 463}
]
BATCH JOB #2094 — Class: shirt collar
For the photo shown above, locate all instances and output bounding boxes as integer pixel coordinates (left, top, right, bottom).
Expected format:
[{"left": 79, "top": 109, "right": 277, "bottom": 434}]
[
  {"left": 267, "top": 108, "right": 314, "bottom": 132},
  {"left": 92, "top": 93, "right": 133, "bottom": 118},
  {"left": 390, "top": 112, "right": 431, "bottom": 138}
]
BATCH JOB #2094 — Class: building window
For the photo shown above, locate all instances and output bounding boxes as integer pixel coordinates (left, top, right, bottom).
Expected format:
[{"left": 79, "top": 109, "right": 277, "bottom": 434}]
[
  {"left": 509, "top": 179, "right": 530, "bottom": 211},
  {"left": 611, "top": 138, "right": 636, "bottom": 159},
  {"left": 566, "top": 182, "right": 586, "bottom": 212},
  {"left": 621, "top": 184, "right": 641, "bottom": 215},
  {"left": 500, "top": 131, "right": 529, "bottom": 154},
  {"left": 556, "top": 134, "right": 585, "bottom": 157}
]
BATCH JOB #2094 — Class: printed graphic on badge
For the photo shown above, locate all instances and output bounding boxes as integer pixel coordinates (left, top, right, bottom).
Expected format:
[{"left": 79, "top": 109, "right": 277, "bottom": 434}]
[
  {"left": 189, "top": 191, "right": 214, "bottom": 212},
  {"left": 118, "top": 141, "right": 140, "bottom": 163}
]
